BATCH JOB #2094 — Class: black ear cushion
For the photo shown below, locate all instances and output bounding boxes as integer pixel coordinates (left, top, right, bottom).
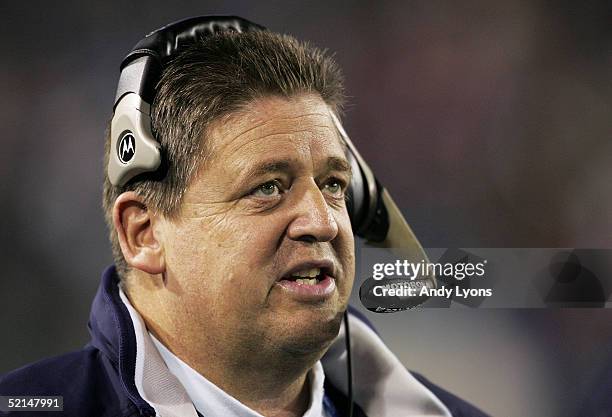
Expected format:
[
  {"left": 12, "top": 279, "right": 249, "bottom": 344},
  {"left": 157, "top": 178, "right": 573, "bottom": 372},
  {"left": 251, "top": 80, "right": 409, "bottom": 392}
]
[
  {"left": 359, "top": 178, "right": 389, "bottom": 242},
  {"left": 346, "top": 151, "right": 390, "bottom": 242},
  {"left": 346, "top": 151, "right": 367, "bottom": 230}
]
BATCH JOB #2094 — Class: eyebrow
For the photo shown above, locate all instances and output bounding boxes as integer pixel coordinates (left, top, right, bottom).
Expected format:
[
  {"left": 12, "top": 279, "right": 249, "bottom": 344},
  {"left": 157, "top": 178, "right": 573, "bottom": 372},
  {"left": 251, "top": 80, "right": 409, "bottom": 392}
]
[
  {"left": 245, "top": 160, "right": 292, "bottom": 179},
  {"left": 241, "top": 156, "right": 352, "bottom": 181},
  {"left": 326, "top": 156, "right": 352, "bottom": 174}
]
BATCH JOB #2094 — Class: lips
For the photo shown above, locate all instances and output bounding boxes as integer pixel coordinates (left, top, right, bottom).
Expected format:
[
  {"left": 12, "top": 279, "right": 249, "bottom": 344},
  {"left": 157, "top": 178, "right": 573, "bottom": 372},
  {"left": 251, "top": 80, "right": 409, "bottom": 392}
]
[{"left": 276, "top": 260, "right": 337, "bottom": 300}]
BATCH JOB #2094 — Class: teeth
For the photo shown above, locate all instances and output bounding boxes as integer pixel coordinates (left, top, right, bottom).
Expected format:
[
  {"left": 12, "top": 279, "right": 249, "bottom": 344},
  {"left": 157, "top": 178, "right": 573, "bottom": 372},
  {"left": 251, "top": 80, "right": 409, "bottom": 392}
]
[
  {"left": 291, "top": 267, "right": 320, "bottom": 278},
  {"left": 295, "top": 278, "right": 318, "bottom": 285}
]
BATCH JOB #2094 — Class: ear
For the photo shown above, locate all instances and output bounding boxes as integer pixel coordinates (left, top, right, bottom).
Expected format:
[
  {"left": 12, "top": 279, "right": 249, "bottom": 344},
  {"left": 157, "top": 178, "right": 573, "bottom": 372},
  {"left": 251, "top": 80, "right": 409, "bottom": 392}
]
[{"left": 112, "top": 191, "right": 165, "bottom": 275}]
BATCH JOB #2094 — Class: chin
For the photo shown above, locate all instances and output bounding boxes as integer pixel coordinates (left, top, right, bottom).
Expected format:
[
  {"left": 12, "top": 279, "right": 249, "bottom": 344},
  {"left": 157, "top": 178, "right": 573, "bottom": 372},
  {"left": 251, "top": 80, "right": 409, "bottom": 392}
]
[{"left": 278, "top": 308, "right": 345, "bottom": 357}]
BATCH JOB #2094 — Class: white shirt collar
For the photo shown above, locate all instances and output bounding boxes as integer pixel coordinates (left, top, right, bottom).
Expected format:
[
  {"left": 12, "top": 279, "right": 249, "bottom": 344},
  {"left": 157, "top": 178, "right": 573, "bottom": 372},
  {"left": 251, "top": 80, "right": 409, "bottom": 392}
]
[{"left": 149, "top": 334, "right": 327, "bottom": 417}]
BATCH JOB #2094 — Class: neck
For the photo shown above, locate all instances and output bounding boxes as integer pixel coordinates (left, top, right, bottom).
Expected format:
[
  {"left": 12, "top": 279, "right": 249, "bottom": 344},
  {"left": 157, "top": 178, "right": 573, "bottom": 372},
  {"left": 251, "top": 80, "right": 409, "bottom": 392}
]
[
  {"left": 219, "top": 370, "right": 311, "bottom": 417},
  {"left": 172, "top": 338, "right": 322, "bottom": 417}
]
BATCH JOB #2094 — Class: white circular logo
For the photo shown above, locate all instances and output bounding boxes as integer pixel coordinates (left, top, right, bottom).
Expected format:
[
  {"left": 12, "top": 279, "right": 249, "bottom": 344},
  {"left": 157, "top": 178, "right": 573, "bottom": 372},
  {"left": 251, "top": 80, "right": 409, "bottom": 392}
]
[{"left": 118, "top": 133, "right": 136, "bottom": 164}]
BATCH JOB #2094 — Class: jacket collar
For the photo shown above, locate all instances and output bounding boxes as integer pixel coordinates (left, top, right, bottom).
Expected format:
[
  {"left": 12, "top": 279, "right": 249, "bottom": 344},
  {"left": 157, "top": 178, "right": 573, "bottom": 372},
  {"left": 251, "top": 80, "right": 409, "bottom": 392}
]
[{"left": 87, "top": 266, "right": 155, "bottom": 417}]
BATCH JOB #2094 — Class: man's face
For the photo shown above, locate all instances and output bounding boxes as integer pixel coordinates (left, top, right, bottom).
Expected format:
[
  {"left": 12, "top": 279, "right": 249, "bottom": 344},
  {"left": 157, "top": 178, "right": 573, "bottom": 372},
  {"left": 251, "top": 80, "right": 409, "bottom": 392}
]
[{"left": 158, "top": 94, "right": 355, "bottom": 358}]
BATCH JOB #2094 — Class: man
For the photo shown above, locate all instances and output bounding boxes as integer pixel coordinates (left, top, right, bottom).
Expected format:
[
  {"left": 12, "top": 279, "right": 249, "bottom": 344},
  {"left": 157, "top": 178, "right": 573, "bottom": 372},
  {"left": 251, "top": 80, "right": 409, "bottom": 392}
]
[{"left": 0, "top": 16, "right": 488, "bottom": 417}]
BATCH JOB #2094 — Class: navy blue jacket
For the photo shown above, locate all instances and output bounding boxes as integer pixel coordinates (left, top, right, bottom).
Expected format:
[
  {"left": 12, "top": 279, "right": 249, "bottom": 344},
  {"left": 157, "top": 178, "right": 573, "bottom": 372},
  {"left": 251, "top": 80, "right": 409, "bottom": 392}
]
[{"left": 0, "top": 266, "right": 489, "bottom": 417}]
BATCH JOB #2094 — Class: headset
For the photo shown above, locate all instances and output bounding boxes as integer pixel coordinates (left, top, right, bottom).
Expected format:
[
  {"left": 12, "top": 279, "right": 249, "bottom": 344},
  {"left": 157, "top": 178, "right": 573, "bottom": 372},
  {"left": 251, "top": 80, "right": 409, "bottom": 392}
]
[{"left": 109, "top": 15, "right": 436, "bottom": 417}]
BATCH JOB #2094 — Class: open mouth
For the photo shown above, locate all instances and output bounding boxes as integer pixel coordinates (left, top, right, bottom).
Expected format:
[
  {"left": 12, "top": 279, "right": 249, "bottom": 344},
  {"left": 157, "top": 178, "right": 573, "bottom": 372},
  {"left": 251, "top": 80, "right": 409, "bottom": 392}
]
[
  {"left": 277, "top": 265, "right": 336, "bottom": 299},
  {"left": 280, "top": 267, "right": 327, "bottom": 285}
]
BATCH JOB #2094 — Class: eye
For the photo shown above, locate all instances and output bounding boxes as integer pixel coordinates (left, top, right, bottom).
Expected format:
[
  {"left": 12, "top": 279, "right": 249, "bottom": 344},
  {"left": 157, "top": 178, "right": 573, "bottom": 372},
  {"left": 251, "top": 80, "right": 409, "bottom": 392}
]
[
  {"left": 322, "top": 178, "right": 345, "bottom": 197},
  {"left": 251, "top": 180, "right": 283, "bottom": 198}
]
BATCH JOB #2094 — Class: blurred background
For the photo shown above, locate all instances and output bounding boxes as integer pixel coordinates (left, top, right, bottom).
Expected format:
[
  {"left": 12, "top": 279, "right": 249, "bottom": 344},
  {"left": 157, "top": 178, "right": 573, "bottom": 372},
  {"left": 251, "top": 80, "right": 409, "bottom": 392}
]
[{"left": 2, "top": 1, "right": 612, "bottom": 416}]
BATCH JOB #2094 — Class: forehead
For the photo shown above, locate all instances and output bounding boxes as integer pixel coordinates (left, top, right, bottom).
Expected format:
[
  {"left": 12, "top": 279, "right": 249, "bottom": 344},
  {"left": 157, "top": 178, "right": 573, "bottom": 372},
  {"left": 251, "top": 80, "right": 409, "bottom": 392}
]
[{"left": 204, "top": 94, "right": 345, "bottom": 164}]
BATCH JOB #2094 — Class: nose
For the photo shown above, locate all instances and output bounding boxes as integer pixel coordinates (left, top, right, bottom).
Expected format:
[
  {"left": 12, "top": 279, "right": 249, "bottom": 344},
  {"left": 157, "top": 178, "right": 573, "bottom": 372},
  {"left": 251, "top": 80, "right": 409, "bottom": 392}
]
[{"left": 286, "top": 180, "right": 339, "bottom": 243}]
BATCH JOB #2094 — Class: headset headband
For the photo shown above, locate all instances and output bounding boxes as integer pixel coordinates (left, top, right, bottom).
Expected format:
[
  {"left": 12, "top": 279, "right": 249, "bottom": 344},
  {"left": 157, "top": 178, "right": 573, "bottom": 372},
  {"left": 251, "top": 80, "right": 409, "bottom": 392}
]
[
  {"left": 107, "top": 15, "right": 407, "bottom": 246},
  {"left": 114, "top": 16, "right": 265, "bottom": 108}
]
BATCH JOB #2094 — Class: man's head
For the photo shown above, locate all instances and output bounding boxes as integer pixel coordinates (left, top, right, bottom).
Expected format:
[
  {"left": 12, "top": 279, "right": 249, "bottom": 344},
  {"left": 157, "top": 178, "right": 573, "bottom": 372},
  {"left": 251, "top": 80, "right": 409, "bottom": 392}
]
[{"left": 102, "top": 29, "right": 355, "bottom": 368}]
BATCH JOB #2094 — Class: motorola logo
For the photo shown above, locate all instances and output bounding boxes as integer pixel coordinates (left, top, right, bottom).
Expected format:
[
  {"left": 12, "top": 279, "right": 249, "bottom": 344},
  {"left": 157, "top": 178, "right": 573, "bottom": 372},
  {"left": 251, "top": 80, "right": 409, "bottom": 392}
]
[{"left": 118, "top": 132, "right": 136, "bottom": 164}]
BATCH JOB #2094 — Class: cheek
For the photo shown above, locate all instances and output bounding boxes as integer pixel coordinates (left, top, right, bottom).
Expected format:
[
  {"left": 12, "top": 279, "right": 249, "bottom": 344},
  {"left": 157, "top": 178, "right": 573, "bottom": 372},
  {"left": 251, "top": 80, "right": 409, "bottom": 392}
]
[{"left": 162, "top": 214, "right": 286, "bottom": 292}]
